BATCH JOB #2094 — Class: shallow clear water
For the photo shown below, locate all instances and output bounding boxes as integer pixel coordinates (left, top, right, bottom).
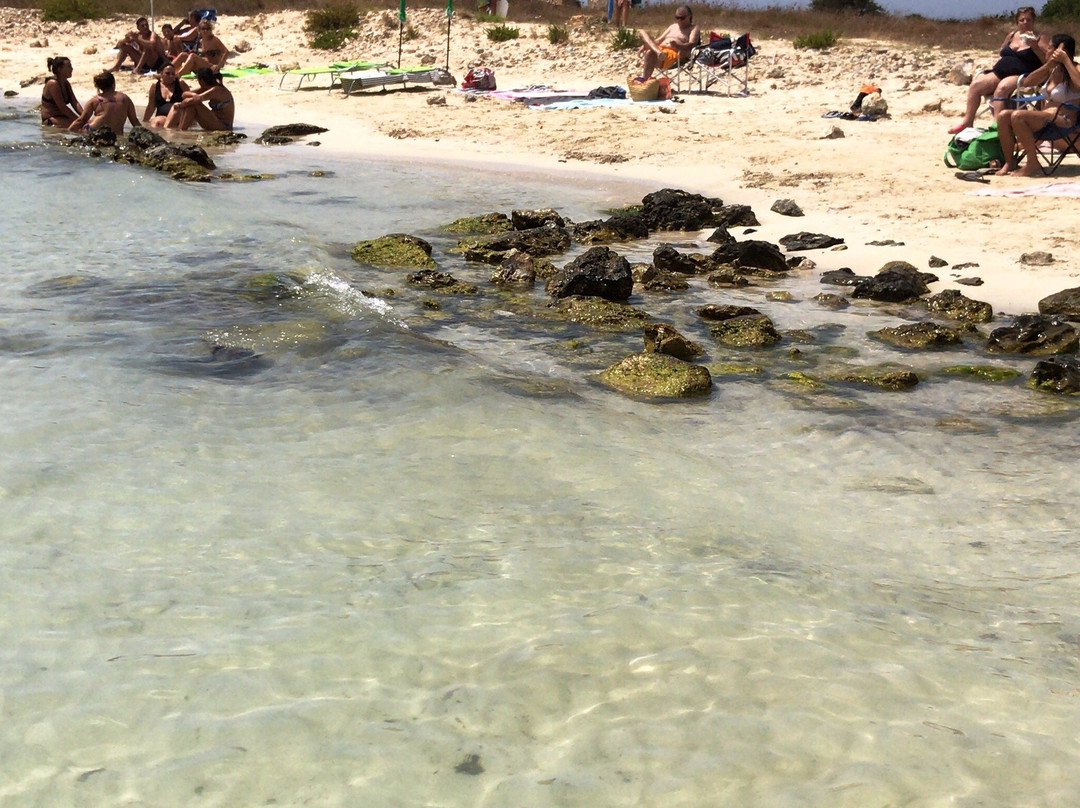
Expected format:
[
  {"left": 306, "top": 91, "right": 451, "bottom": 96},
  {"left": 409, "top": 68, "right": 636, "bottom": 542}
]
[{"left": 2, "top": 105, "right": 1080, "bottom": 808}]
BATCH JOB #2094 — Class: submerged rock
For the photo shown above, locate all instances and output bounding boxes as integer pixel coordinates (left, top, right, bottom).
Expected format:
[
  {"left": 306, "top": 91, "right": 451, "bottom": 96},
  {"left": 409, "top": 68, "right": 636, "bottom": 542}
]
[
  {"left": 924, "top": 289, "right": 993, "bottom": 323},
  {"left": 709, "top": 314, "right": 782, "bottom": 347},
  {"left": 601, "top": 352, "right": 712, "bottom": 398},
  {"left": 459, "top": 225, "right": 571, "bottom": 264},
  {"left": 351, "top": 234, "right": 436, "bottom": 269},
  {"left": 441, "top": 212, "right": 513, "bottom": 235},
  {"left": 407, "top": 269, "right": 478, "bottom": 294},
  {"left": 871, "top": 321, "right": 965, "bottom": 350},
  {"left": 1029, "top": 356, "right": 1080, "bottom": 393},
  {"left": 643, "top": 322, "right": 704, "bottom": 360},
  {"left": 942, "top": 365, "right": 1021, "bottom": 382},
  {"left": 547, "top": 296, "right": 651, "bottom": 330},
  {"left": 834, "top": 365, "right": 919, "bottom": 391}
]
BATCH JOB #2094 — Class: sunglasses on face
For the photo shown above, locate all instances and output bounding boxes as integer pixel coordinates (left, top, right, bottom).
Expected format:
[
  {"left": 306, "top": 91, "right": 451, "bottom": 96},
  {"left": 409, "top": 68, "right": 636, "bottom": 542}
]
[{"left": 675, "top": 13, "right": 688, "bottom": 19}]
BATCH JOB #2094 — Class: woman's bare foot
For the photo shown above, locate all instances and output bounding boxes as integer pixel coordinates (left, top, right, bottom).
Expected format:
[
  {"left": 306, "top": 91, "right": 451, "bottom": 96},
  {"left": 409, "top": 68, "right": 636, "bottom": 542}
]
[
  {"left": 995, "top": 163, "right": 1015, "bottom": 176},
  {"left": 1014, "top": 164, "right": 1044, "bottom": 178}
]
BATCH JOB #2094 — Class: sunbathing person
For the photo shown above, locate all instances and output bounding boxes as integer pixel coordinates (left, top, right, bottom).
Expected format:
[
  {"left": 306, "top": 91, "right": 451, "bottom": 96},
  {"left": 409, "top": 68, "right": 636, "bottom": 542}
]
[
  {"left": 172, "top": 20, "right": 228, "bottom": 76},
  {"left": 996, "top": 34, "right": 1080, "bottom": 177},
  {"left": 142, "top": 64, "right": 189, "bottom": 128},
  {"left": 638, "top": 5, "right": 700, "bottom": 81},
  {"left": 107, "top": 17, "right": 161, "bottom": 73},
  {"left": 69, "top": 70, "right": 141, "bottom": 134},
  {"left": 949, "top": 5, "right": 1049, "bottom": 134},
  {"left": 132, "top": 20, "right": 170, "bottom": 74},
  {"left": 172, "top": 10, "right": 204, "bottom": 53},
  {"left": 40, "top": 56, "right": 83, "bottom": 128},
  {"left": 164, "top": 68, "right": 233, "bottom": 131},
  {"left": 161, "top": 24, "right": 184, "bottom": 58}
]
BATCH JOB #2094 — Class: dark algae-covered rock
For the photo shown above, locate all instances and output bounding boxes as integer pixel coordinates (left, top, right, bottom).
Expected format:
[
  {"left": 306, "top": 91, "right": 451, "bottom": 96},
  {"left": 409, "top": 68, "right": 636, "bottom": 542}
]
[
  {"left": 942, "top": 365, "right": 1021, "bottom": 382},
  {"left": 511, "top": 208, "right": 566, "bottom": 230},
  {"left": 924, "top": 289, "right": 993, "bottom": 323},
  {"left": 834, "top": 365, "right": 919, "bottom": 391},
  {"left": 601, "top": 352, "right": 712, "bottom": 398},
  {"left": 1029, "top": 356, "right": 1080, "bottom": 393},
  {"left": 407, "top": 269, "right": 478, "bottom": 294},
  {"left": 1038, "top": 286, "right": 1080, "bottom": 321},
  {"left": 440, "top": 212, "right": 513, "bottom": 235},
  {"left": 851, "top": 262, "right": 932, "bottom": 303},
  {"left": 459, "top": 225, "right": 571, "bottom": 264},
  {"left": 778, "top": 232, "right": 845, "bottom": 251},
  {"left": 640, "top": 188, "right": 723, "bottom": 231},
  {"left": 255, "top": 123, "right": 328, "bottom": 144},
  {"left": 546, "top": 246, "right": 633, "bottom": 302},
  {"left": 986, "top": 314, "right": 1079, "bottom": 355},
  {"left": 643, "top": 322, "right": 704, "bottom": 360},
  {"left": 820, "top": 268, "right": 865, "bottom": 286},
  {"left": 652, "top": 244, "right": 703, "bottom": 276},
  {"left": 709, "top": 314, "right": 782, "bottom": 347},
  {"left": 871, "top": 321, "right": 965, "bottom": 350},
  {"left": 572, "top": 213, "right": 650, "bottom": 245},
  {"left": 696, "top": 304, "right": 762, "bottom": 322},
  {"left": 709, "top": 240, "right": 788, "bottom": 275},
  {"left": 351, "top": 234, "right": 436, "bottom": 269}
]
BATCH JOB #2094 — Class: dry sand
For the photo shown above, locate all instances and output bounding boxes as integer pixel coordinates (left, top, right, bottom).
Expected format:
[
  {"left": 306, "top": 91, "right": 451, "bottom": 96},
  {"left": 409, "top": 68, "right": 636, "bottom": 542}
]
[{"left": 2, "top": 5, "right": 1078, "bottom": 314}]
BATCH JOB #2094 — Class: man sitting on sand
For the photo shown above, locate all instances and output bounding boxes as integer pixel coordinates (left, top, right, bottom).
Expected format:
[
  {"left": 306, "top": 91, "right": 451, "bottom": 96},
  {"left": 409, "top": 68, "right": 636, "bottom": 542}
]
[
  {"left": 107, "top": 16, "right": 166, "bottom": 73},
  {"left": 638, "top": 5, "right": 700, "bottom": 81},
  {"left": 69, "top": 71, "right": 141, "bottom": 135}
]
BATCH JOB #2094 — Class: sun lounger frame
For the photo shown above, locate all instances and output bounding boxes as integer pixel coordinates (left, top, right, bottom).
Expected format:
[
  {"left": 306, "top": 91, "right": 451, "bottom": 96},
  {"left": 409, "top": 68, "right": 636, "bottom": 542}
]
[{"left": 338, "top": 68, "right": 441, "bottom": 95}]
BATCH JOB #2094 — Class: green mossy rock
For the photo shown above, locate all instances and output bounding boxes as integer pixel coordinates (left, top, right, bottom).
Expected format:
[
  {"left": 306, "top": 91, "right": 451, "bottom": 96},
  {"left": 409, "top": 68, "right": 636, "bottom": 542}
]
[
  {"left": 709, "top": 314, "right": 782, "bottom": 347},
  {"left": 351, "top": 234, "right": 436, "bottom": 269},
  {"left": 942, "top": 365, "right": 1021, "bottom": 382},
  {"left": 601, "top": 352, "right": 712, "bottom": 398},
  {"left": 440, "top": 213, "right": 513, "bottom": 235},
  {"left": 204, "top": 320, "right": 331, "bottom": 353},
  {"left": 835, "top": 365, "right": 919, "bottom": 391},
  {"left": 870, "top": 321, "right": 965, "bottom": 350},
  {"left": 548, "top": 296, "right": 652, "bottom": 330}
]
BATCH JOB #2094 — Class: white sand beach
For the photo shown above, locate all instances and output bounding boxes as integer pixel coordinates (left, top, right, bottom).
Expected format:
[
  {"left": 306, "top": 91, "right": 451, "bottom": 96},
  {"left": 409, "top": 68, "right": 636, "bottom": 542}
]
[{"left": 2, "top": 5, "right": 1078, "bottom": 314}]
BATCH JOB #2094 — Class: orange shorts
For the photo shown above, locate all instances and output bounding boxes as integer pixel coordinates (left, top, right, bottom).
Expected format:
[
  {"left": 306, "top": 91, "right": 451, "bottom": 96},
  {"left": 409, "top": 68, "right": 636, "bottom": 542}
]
[{"left": 658, "top": 46, "right": 679, "bottom": 70}]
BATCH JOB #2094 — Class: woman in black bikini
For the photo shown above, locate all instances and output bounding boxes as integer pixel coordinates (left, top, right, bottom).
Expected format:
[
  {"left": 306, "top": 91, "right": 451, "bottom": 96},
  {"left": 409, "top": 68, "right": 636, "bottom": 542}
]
[
  {"left": 172, "top": 20, "right": 228, "bottom": 77},
  {"left": 40, "top": 56, "right": 83, "bottom": 128},
  {"left": 165, "top": 68, "right": 234, "bottom": 131},
  {"left": 142, "top": 64, "right": 189, "bottom": 128},
  {"left": 950, "top": 6, "right": 1049, "bottom": 134}
]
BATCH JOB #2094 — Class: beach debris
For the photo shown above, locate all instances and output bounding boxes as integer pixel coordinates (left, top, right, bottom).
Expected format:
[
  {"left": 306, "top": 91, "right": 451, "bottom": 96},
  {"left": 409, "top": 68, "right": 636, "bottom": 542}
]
[
  {"left": 643, "top": 322, "right": 704, "bottom": 360},
  {"left": 1038, "top": 286, "right": 1080, "bottom": 321},
  {"left": 924, "top": 289, "right": 993, "bottom": 323},
  {"left": 870, "top": 321, "right": 965, "bottom": 350},
  {"left": 950, "top": 61, "right": 974, "bottom": 86},
  {"left": 823, "top": 125, "right": 845, "bottom": 139},
  {"left": 601, "top": 352, "right": 712, "bottom": 398},
  {"left": 851, "top": 262, "right": 933, "bottom": 303},
  {"left": 640, "top": 188, "right": 724, "bottom": 232},
  {"left": 771, "top": 198, "right": 804, "bottom": 217},
  {"left": 426, "top": 95, "right": 446, "bottom": 106},
  {"left": 351, "top": 233, "right": 437, "bottom": 269},
  {"left": 1030, "top": 356, "right": 1080, "bottom": 394},
  {"left": 1020, "top": 251, "right": 1054, "bottom": 266},
  {"left": 779, "top": 232, "right": 844, "bottom": 251},
  {"left": 986, "top": 314, "right": 1079, "bottom": 355},
  {"left": 547, "top": 246, "right": 633, "bottom": 301}
]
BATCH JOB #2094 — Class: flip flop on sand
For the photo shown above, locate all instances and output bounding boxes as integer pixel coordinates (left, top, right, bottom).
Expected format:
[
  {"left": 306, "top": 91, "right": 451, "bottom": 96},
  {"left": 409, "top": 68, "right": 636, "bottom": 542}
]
[{"left": 955, "top": 171, "right": 991, "bottom": 183}]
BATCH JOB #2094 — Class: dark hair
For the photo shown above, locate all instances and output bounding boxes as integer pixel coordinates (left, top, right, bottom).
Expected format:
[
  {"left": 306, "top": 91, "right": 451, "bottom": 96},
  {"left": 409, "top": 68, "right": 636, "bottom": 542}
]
[
  {"left": 1052, "top": 33, "right": 1076, "bottom": 60},
  {"left": 195, "top": 67, "right": 224, "bottom": 86},
  {"left": 47, "top": 56, "right": 71, "bottom": 75},
  {"left": 162, "top": 23, "right": 174, "bottom": 33},
  {"left": 136, "top": 16, "right": 148, "bottom": 25},
  {"left": 93, "top": 70, "right": 116, "bottom": 92}
]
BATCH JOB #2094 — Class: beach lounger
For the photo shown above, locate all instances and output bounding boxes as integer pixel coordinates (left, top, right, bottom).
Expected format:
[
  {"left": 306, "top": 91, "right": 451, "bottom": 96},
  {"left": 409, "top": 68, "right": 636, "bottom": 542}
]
[
  {"left": 338, "top": 67, "right": 442, "bottom": 95},
  {"left": 278, "top": 60, "right": 387, "bottom": 92}
]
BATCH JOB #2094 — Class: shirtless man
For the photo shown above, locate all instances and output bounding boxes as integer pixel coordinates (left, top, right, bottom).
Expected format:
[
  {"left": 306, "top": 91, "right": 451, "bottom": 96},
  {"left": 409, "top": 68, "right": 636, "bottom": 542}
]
[
  {"left": 638, "top": 5, "right": 700, "bottom": 81},
  {"left": 68, "top": 71, "right": 141, "bottom": 135},
  {"left": 107, "top": 17, "right": 164, "bottom": 73}
]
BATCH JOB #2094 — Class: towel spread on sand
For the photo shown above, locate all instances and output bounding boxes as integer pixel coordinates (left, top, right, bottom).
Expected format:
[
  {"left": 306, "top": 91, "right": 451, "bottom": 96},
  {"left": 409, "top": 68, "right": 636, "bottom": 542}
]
[{"left": 970, "top": 181, "right": 1080, "bottom": 197}]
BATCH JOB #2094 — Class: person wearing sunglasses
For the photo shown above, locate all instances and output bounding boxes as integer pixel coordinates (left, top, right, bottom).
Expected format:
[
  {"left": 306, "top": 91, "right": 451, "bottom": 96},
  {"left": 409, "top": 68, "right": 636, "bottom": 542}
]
[
  {"left": 172, "top": 20, "right": 229, "bottom": 77},
  {"left": 638, "top": 5, "right": 699, "bottom": 82}
]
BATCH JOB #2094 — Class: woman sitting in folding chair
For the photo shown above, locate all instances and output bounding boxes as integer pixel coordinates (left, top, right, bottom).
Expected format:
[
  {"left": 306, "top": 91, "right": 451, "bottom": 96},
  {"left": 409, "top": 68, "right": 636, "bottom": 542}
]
[{"left": 996, "top": 34, "right": 1080, "bottom": 177}]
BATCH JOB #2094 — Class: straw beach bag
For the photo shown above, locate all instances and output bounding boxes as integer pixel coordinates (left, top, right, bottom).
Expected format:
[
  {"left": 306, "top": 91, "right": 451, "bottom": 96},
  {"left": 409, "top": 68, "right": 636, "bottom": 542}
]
[{"left": 627, "top": 75, "right": 660, "bottom": 102}]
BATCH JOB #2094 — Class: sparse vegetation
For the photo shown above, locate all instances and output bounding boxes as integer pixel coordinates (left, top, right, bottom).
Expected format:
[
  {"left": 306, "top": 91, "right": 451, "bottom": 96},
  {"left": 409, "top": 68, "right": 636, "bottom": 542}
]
[
  {"left": 486, "top": 23, "right": 520, "bottom": 42},
  {"left": 810, "top": 0, "right": 882, "bottom": 12},
  {"left": 304, "top": 1, "right": 358, "bottom": 49},
  {"left": 610, "top": 26, "right": 639, "bottom": 52},
  {"left": 794, "top": 29, "right": 838, "bottom": 50},
  {"left": 1041, "top": 0, "right": 1080, "bottom": 20},
  {"left": 547, "top": 23, "right": 570, "bottom": 45},
  {"left": 40, "top": 0, "right": 103, "bottom": 22}
]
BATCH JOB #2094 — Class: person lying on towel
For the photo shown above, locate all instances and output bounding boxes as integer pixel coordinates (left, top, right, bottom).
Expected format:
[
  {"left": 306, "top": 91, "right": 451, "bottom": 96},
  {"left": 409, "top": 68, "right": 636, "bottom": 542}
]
[{"left": 637, "top": 5, "right": 700, "bottom": 81}]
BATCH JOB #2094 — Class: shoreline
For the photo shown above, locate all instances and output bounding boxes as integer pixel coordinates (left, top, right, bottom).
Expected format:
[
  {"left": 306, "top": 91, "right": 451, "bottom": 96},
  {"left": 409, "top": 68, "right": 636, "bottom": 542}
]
[{"left": 4, "top": 6, "right": 1079, "bottom": 314}]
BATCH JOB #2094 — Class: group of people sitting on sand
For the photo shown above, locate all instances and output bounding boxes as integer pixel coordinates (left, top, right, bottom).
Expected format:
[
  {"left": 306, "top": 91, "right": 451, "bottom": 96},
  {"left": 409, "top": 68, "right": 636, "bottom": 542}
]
[
  {"left": 39, "top": 10, "right": 234, "bottom": 134},
  {"left": 950, "top": 5, "right": 1080, "bottom": 177}
]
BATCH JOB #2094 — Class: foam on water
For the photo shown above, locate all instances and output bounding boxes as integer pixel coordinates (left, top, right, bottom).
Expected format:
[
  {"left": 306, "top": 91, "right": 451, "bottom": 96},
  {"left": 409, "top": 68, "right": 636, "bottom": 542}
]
[{"left": 2, "top": 103, "right": 1080, "bottom": 807}]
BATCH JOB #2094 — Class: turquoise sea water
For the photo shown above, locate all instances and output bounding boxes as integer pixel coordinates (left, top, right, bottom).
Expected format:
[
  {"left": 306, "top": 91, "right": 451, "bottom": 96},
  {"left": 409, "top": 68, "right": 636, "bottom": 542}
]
[{"left": 2, "top": 104, "right": 1080, "bottom": 807}]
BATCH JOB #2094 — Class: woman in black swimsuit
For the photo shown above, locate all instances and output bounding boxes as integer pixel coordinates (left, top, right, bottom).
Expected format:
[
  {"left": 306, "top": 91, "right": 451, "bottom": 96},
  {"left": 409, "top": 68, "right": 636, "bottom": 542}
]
[
  {"left": 950, "top": 6, "right": 1049, "bottom": 133},
  {"left": 142, "top": 64, "right": 189, "bottom": 128},
  {"left": 40, "top": 56, "right": 83, "bottom": 128}
]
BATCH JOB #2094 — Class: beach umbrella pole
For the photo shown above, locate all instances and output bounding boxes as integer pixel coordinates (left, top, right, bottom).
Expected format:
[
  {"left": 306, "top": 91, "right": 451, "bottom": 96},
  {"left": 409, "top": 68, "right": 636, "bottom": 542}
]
[
  {"left": 398, "top": 0, "right": 406, "bottom": 69},
  {"left": 445, "top": 0, "right": 453, "bottom": 72}
]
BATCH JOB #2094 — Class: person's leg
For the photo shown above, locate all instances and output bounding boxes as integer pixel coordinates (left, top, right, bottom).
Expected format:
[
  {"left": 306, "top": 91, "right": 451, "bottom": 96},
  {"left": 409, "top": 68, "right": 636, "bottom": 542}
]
[
  {"left": 995, "top": 109, "right": 1019, "bottom": 174},
  {"left": 951, "top": 71, "right": 999, "bottom": 132},
  {"left": 989, "top": 74, "right": 1020, "bottom": 117},
  {"left": 108, "top": 42, "right": 139, "bottom": 72},
  {"left": 1012, "top": 109, "right": 1052, "bottom": 177},
  {"left": 192, "top": 103, "right": 226, "bottom": 131}
]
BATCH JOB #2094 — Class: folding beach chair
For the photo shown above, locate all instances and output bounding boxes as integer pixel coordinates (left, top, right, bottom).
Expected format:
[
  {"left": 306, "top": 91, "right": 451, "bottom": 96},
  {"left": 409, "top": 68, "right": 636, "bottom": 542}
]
[
  {"left": 278, "top": 60, "right": 387, "bottom": 92},
  {"left": 338, "top": 67, "right": 444, "bottom": 95},
  {"left": 1024, "top": 102, "right": 1080, "bottom": 175},
  {"left": 655, "top": 47, "right": 699, "bottom": 94},
  {"left": 690, "top": 32, "right": 755, "bottom": 96}
]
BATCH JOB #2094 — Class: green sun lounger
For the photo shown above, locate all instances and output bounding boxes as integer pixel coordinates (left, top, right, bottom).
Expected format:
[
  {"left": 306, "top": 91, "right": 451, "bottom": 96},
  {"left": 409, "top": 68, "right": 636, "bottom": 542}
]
[
  {"left": 338, "top": 66, "right": 442, "bottom": 96},
  {"left": 278, "top": 60, "right": 387, "bottom": 92}
]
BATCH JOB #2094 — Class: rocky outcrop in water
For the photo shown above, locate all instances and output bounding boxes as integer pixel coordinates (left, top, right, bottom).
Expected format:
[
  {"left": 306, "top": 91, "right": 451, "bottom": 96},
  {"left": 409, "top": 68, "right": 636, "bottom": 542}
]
[
  {"left": 65, "top": 126, "right": 216, "bottom": 181},
  {"left": 986, "top": 314, "right": 1079, "bottom": 355},
  {"left": 1038, "top": 287, "right": 1080, "bottom": 321},
  {"left": 1029, "top": 356, "right": 1080, "bottom": 393},
  {"left": 546, "top": 246, "right": 633, "bottom": 302},
  {"left": 709, "top": 240, "right": 789, "bottom": 275},
  {"left": 924, "top": 289, "right": 993, "bottom": 324},
  {"left": 600, "top": 352, "right": 712, "bottom": 398},
  {"left": 851, "top": 262, "right": 933, "bottom": 302},
  {"left": 352, "top": 234, "right": 437, "bottom": 268},
  {"left": 460, "top": 225, "right": 572, "bottom": 264},
  {"left": 640, "top": 189, "right": 723, "bottom": 231},
  {"left": 871, "top": 321, "right": 965, "bottom": 350},
  {"left": 643, "top": 322, "right": 704, "bottom": 360},
  {"left": 572, "top": 213, "right": 649, "bottom": 245},
  {"left": 254, "top": 123, "right": 328, "bottom": 144}
]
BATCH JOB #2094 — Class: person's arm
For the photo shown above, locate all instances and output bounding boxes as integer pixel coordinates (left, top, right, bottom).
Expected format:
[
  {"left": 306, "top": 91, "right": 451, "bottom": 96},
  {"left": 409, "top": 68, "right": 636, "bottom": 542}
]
[
  {"left": 68, "top": 98, "right": 96, "bottom": 131},
  {"left": 126, "top": 96, "right": 141, "bottom": 129},
  {"left": 143, "top": 85, "right": 155, "bottom": 122},
  {"left": 1019, "top": 57, "right": 1055, "bottom": 89}
]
